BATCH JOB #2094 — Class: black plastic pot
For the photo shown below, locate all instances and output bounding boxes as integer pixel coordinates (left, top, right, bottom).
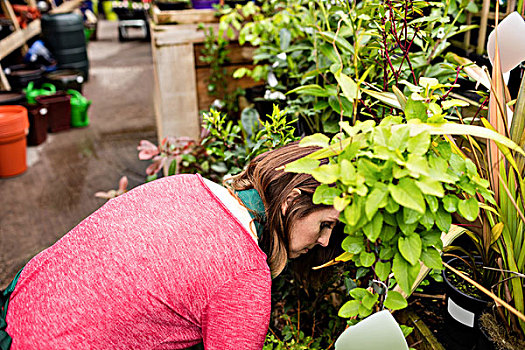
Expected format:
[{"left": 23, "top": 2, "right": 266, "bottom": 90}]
[
  {"left": 0, "top": 92, "right": 25, "bottom": 105},
  {"left": 155, "top": 1, "right": 190, "bottom": 11},
  {"left": 442, "top": 256, "right": 490, "bottom": 347},
  {"left": 4, "top": 64, "right": 46, "bottom": 91},
  {"left": 44, "top": 69, "right": 85, "bottom": 93}
]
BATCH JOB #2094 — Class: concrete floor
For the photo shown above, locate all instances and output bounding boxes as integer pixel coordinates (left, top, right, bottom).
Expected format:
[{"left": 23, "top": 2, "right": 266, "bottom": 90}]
[{"left": 0, "top": 21, "right": 157, "bottom": 288}]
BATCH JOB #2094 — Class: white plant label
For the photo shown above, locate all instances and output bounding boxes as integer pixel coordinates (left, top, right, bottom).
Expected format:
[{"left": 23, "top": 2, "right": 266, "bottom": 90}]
[{"left": 448, "top": 297, "right": 475, "bottom": 327}]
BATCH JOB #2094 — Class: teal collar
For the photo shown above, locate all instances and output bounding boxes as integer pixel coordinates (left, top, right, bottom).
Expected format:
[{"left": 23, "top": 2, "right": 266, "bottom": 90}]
[{"left": 236, "top": 189, "right": 266, "bottom": 239}]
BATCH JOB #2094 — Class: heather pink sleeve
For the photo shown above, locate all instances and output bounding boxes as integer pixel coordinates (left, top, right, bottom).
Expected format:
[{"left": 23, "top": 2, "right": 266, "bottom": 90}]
[{"left": 201, "top": 269, "right": 271, "bottom": 349}]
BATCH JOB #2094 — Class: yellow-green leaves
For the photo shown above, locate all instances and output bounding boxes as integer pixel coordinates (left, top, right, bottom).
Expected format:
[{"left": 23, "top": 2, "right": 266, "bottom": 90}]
[
  {"left": 388, "top": 178, "right": 426, "bottom": 214},
  {"left": 384, "top": 291, "right": 408, "bottom": 310},
  {"left": 334, "top": 70, "right": 361, "bottom": 102},
  {"left": 398, "top": 234, "right": 422, "bottom": 266},
  {"left": 457, "top": 197, "right": 479, "bottom": 221}
]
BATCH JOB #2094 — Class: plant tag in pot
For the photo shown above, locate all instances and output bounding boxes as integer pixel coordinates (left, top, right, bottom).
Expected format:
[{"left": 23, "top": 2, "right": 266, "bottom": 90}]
[{"left": 448, "top": 297, "right": 475, "bottom": 327}]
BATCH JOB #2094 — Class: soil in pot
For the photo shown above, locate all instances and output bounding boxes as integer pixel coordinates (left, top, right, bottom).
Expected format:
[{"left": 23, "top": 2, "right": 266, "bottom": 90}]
[
  {"left": 478, "top": 309, "right": 525, "bottom": 350},
  {"left": 443, "top": 256, "right": 492, "bottom": 347}
]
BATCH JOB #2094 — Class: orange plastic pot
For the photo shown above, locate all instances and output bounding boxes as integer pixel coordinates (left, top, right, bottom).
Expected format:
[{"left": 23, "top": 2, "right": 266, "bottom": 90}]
[{"left": 0, "top": 106, "right": 29, "bottom": 177}]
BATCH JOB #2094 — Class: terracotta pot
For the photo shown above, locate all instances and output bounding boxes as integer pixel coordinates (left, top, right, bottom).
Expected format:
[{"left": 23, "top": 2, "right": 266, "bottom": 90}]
[{"left": 0, "top": 106, "right": 29, "bottom": 177}]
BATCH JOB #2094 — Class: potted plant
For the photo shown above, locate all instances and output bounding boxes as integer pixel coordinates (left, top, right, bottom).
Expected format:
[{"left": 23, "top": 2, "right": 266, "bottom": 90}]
[{"left": 280, "top": 71, "right": 525, "bottom": 338}]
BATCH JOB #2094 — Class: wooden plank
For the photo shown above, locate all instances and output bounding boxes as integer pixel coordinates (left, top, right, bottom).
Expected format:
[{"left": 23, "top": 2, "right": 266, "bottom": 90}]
[
  {"left": 0, "top": 64, "right": 12, "bottom": 91},
  {"left": 0, "top": 19, "right": 40, "bottom": 60},
  {"left": 153, "top": 22, "right": 220, "bottom": 46},
  {"left": 477, "top": 0, "right": 491, "bottom": 55},
  {"left": 151, "top": 38, "right": 201, "bottom": 140},
  {"left": 25, "top": 0, "right": 37, "bottom": 8},
  {"left": 1, "top": 0, "right": 21, "bottom": 31},
  {"left": 152, "top": 6, "right": 218, "bottom": 25},
  {"left": 194, "top": 42, "right": 256, "bottom": 67},
  {"left": 196, "top": 64, "right": 259, "bottom": 111}
]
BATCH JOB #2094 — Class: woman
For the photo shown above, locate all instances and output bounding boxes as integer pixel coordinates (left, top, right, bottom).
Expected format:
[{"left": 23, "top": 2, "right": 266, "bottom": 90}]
[{"left": 1, "top": 142, "right": 340, "bottom": 349}]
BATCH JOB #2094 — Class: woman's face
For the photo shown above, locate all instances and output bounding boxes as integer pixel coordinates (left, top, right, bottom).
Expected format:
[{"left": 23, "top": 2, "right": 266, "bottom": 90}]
[{"left": 288, "top": 207, "right": 340, "bottom": 259}]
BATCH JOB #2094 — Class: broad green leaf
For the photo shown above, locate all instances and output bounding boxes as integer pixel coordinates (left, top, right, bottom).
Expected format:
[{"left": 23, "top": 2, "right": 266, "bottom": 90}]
[
  {"left": 320, "top": 31, "right": 354, "bottom": 53},
  {"left": 313, "top": 184, "right": 341, "bottom": 205},
  {"left": 435, "top": 207, "right": 452, "bottom": 232},
  {"left": 359, "top": 303, "right": 374, "bottom": 318},
  {"left": 345, "top": 199, "right": 362, "bottom": 226},
  {"left": 415, "top": 176, "right": 445, "bottom": 197},
  {"left": 328, "top": 95, "right": 353, "bottom": 117},
  {"left": 284, "top": 157, "right": 320, "bottom": 174},
  {"left": 375, "top": 261, "right": 391, "bottom": 281},
  {"left": 342, "top": 235, "right": 365, "bottom": 254},
  {"left": 389, "top": 178, "right": 426, "bottom": 213},
  {"left": 334, "top": 71, "right": 360, "bottom": 101},
  {"left": 389, "top": 126, "right": 410, "bottom": 152},
  {"left": 360, "top": 251, "right": 376, "bottom": 267},
  {"left": 426, "top": 195, "right": 439, "bottom": 213},
  {"left": 287, "top": 84, "right": 331, "bottom": 97},
  {"left": 398, "top": 234, "right": 422, "bottom": 265},
  {"left": 382, "top": 225, "right": 397, "bottom": 242},
  {"left": 392, "top": 85, "right": 407, "bottom": 110},
  {"left": 349, "top": 287, "right": 368, "bottom": 300},
  {"left": 419, "top": 77, "right": 439, "bottom": 88},
  {"left": 421, "top": 247, "right": 443, "bottom": 269},
  {"left": 405, "top": 122, "right": 525, "bottom": 156},
  {"left": 340, "top": 159, "right": 357, "bottom": 186},
  {"left": 362, "top": 293, "right": 379, "bottom": 309},
  {"left": 393, "top": 253, "right": 421, "bottom": 295},
  {"left": 362, "top": 89, "right": 402, "bottom": 109},
  {"left": 405, "top": 99, "right": 427, "bottom": 121},
  {"left": 299, "top": 133, "right": 330, "bottom": 148},
  {"left": 441, "top": 99, "right": 469, "bottom": 109},
  {"left": 458, "top": 197, "right": 479, "bottom": 221},
  {"left": 338, "top": 300, "right": 360, "bottom": 318},
  {"left": 407, "top": 130, "right": 431, "bottom": 155},
  {"left": 379, "top": 245, "right": 395, "bottom": 260},
  {"left": 384, "top": 291, "right": 408, "bottom": 310},
  {"left": 334, "top": 195, "right": 350, "bottom": 211},
  {"left": 363, "top": 212, "right": 383, "bottom": 242},
  {"left": 403, "top": 207, "right": 423, "bottom": 225},
  {"left": 365, "top": 186, "right": 388, "bottom": 220},
  {"left": 442, "top": 195, "right": 458, "bottom": 212},
  {"left": 312, "top": 164, "right": 340, "bottom": 184},
  {"left": 407, "top": 154, "right": 430, "bottom": 177}
]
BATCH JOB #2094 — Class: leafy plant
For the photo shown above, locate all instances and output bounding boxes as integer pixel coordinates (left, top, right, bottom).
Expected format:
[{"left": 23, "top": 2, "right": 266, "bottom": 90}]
[
  {"left": 280, "top": 74, "right": 525, "bottom": 321},
  {"left": 223, "top": 0, "right": 477, "bottom": 134}
]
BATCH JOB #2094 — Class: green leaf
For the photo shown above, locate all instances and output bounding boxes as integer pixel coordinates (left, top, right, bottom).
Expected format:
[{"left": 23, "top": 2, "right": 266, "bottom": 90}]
[
  {"left": 375, "top": 261, "right": 391, "bottom": 281},
  {"left": 360, "top": 251, "right": 376, "bottom": 267},
  {"left": 362, "top": 89, "right": 402, "bottom": 109},
  {"left": 334, "top": 196, "right": 350, "bottom": 212},
  {"left": 342, "top": 235, "right": 365, "bottom": 254},
  {"left": 415, "top": 176, "right": 445, "bottom": 197},
  {"left": 313, "top": 184, "right": 341, "bottom": 205},
  {"left": 384, "top": 291, "right": 408, "bottom": 310},
  {"left": 419, "top": 77, "right": 439, "bottom": 89},
  {"left": 338, "top": 300, "right": 360, "bottom": 318},
  {"left": 407, "top": 130, "right": 431, "bottom": 155},
  {"left": 379, "top": 245, "right": 395, "bottom": 260},
  {"left": 340, "top": 159, "right": 357, "bottom": 186},
  {"left": 312, "top": 164, "right": 340, "bottom": 184},
  {"left": 421, "top": 247, "right": 443, "bottom": 269},
  {"left": 349, "top": 287, "right": 368, "bottom": 300},
  {"left": 405, "top": 99, "right": 427, "bottom": 121},
  {"left": 442, "top": 195, "right": 458, "bottom": 212},
  {"left": 389, "top": 126, "right": 410, "bottom": 152},
  {"left": 398, "top": 234, "right": 422, "bottom": 266},
  {"left": 362, "top": 293, "right": 379, "bottom": 309},
  {"left": 406, "top": 154, "right": 430, "bottom": 177},
  {"left": 365, "top": 186, "right": 388, "bottom": 220},
  {"left": 344, "top": 198, "right": 362, "bottom": 227},
  {"left": 299, "top": 133, "right": 330, "bottom": 148},
  {"left": 441, "top": 99, "right": 469, "bottom": 110},
  {"left": 458, "top": 197, "right": 479, "bottom": 221},
  {"left": 426, "top": 195, "right": 439, "bottom": 213},
  {"left": 363, "top": 212, "right": 383, "bottom": 242},
  {"left": 359, "top": 303, "right": 373, "bottom": 318},
  {"left": 334, "top": 71, "right": 360, "bottom": 102},
  {"left": 284, "top": 157, "right": 320, "bottom": 174},
  {"left": 435, "top": 207, "right": 452, "bottom": 232},
  {"left": 389, "top": 178, "right": 426, "bottom": 213},
  {"left": 403, "top": 207, "right": 423, "bottom": 225},
  {"left": 393, "top": 253, "right": 421, "bottom": 295}
]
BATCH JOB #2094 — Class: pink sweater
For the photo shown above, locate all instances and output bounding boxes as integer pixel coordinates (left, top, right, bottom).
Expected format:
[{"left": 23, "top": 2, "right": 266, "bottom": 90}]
[{"left": 6, "top": 174, "right": 272, "bottom": 349}]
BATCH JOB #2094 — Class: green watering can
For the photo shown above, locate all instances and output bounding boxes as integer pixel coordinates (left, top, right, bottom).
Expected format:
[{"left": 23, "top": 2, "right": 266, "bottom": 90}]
[
  {"left": 24, "top": 82, "right": 56, "bottom": 105},
  {"left": 67, "top": 89, "right": 91, "bottom": 127}
]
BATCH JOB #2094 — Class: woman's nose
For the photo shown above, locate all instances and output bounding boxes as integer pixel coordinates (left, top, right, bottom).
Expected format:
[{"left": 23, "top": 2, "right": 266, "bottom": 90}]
[{"left": 317, "top": 231, "right": 331, "bottom": 247}]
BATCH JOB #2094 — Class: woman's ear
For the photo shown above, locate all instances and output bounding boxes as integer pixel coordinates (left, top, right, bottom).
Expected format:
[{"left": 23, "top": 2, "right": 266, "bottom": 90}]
[{"left": 281, "top": 188, "right": 302, "bottom": 215}]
